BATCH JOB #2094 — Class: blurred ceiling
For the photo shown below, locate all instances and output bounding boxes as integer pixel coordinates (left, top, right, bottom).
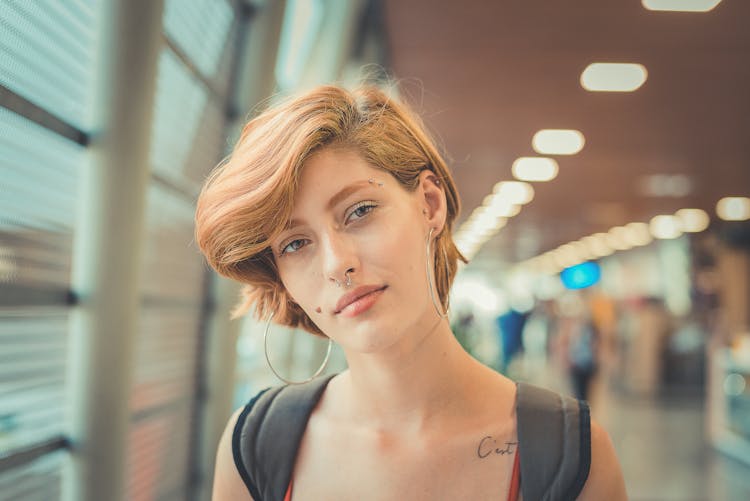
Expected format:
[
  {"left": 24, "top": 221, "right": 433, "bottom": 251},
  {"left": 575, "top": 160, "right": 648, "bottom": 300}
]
[{"left": 382, "top": 0, "right": 750, "bottom": 265}]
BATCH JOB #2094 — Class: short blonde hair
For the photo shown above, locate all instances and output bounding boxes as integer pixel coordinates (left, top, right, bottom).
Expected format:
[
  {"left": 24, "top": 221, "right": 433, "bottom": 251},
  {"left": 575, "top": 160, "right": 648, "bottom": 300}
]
[{"left": 195, "top": 85, "right": 466, "bottom": 336}]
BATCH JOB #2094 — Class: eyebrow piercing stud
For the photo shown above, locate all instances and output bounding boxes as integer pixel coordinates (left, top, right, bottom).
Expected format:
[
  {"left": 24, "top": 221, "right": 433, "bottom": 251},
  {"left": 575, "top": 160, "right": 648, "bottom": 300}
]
[{"left": 368, "top": 178, "right": 384, "bottom": 187}]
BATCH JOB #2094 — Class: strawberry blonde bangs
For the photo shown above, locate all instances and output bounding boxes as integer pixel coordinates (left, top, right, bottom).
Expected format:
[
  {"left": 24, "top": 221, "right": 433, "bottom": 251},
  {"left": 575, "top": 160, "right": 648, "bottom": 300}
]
[{"left": 195, "top": 85, "right": 467, "bottom": 335}]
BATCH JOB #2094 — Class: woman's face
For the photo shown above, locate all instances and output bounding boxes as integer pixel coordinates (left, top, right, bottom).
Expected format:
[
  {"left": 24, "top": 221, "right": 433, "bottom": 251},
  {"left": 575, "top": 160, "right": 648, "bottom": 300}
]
[{"left": 271, "top": 147, "right": 446, "bottom": 354}]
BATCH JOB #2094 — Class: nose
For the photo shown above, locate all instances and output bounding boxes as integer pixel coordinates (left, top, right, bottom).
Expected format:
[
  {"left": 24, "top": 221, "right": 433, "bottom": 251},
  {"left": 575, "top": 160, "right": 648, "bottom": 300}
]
[{"left": 320, "top": 231, "right": 359, "bottom": 286}]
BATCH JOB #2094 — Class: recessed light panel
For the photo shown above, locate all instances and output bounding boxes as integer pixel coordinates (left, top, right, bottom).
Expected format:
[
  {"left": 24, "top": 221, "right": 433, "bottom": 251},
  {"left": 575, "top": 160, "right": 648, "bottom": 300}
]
[
  {"left": 492, "top": 181, "right": 535, "bottom": 205},
  {"left": 638, "top": 174, "right": 692, "bottom": 197},
  {"left": 482, "top": 194, "right": 520, "bottom": 215},
  {"left": 716, "top": 197, "right": 750, "bottom": 221},
  {"left": 581, "top": 63, "right": 648, "bottom": 92},
  {"left": 512, "top": 157, "right": 559, "bottom": 182},
  {"left": 675, "top": 208, "right": 710, "bottom": 232},
  {"left": 624, "top": 222, "right": 653, "bottom": 246},
  {"left": 650, "top": 215, "right": 683, "bottom": 239},
  {"left": 607, "top": 227, "right": 633, "bottom": 250},
  {"left": 642, "top": 0, "right": 722, "bottom": 12},
  {"left": 532, "top": 129, "right": 585, "bottom": 155},
  {"left": 582, "top": 235, "right": 613, "bottom": 257}
]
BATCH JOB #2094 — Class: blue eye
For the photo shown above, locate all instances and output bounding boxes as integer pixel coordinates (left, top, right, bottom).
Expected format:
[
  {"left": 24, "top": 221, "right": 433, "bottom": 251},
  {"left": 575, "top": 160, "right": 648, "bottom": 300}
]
[
  {"left": 280, "top": 238, "right": 307, "bottom": 256},
  {"left": 278, "top": 202, "right": 377, "bottom": 257},
  {"left": 346, "top": 201, "right": 377, "bottom": 223}
]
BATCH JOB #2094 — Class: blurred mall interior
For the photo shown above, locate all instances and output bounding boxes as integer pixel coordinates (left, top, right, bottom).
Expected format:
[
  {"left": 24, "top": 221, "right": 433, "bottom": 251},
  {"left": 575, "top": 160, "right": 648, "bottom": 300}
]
[{"left": 2, "top": 0, "right": 750, "bottom": 500}]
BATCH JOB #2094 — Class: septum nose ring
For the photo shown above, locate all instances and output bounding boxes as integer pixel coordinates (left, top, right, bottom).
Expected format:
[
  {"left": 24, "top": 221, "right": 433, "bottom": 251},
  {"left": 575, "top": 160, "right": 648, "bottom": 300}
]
[{"left": 334, "top": 269, "right": 353, "bottom": 288}]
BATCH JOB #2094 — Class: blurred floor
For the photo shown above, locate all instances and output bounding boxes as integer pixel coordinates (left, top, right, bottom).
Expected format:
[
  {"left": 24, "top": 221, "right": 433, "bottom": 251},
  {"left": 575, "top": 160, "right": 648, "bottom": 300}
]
[
  {"left": 514, "top": 359, "right": 750, "bottom": 501},
  {"left": 602, "top": 391, "right": 750, "bottom": 501}
]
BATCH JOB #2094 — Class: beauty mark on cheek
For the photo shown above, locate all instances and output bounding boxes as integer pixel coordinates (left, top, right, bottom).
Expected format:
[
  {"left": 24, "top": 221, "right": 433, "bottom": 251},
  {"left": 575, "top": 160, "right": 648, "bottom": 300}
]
[{"left": 315, "top": 307, "right": 322, "bottom": 313}]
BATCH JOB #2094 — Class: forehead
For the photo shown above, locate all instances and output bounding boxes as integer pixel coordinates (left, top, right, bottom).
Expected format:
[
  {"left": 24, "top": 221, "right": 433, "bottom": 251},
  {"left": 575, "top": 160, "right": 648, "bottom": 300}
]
[
  {"left": 293, "top": 148, "right": 382, "bottom": 206},
  {"left": 299, "top": 148, "right": 375, "bottom": 184}
]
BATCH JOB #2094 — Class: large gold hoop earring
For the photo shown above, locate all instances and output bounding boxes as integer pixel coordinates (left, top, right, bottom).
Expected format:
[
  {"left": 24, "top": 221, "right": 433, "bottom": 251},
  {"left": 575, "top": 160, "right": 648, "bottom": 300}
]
[
  {"left": 426, "top": 228, "right": 448, "bottom": 319},
  {"left": 263, "top": 312, "right": 333, "bottom": 385}
]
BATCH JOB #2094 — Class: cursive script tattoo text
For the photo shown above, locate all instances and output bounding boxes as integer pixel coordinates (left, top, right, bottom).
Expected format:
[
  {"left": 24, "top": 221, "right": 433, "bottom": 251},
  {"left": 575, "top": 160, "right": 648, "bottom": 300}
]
[{"left": 477, "top": 436, "right": 518, "bottom": 459}]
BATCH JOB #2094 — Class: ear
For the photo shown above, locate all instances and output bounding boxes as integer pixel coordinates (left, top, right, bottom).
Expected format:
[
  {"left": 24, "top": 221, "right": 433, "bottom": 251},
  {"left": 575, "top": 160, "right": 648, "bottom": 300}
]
[{"left": 418, "top": 170, "right": 448, "bottom": 236}]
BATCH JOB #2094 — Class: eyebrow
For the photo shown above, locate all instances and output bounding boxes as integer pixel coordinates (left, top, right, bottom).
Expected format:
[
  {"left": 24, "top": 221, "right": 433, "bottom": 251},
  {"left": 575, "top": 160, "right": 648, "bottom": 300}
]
[{"left": 285, "top": 180, "right": 373, "bottom": 230}]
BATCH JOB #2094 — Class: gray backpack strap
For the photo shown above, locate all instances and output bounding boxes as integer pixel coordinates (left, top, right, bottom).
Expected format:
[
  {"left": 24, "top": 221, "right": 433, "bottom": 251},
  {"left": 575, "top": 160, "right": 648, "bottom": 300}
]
[
  {"left": 232, "top": 374, "right": 336, "bottom": 501},
  {"left": 516, "top": 382, "right": 591, "bottom": 501}
]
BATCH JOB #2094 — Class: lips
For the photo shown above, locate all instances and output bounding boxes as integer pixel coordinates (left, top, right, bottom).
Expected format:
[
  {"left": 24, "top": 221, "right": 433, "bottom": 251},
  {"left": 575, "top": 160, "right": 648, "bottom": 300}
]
[{"left": 334, "top": 285, "right": 387, "bottom": 314}]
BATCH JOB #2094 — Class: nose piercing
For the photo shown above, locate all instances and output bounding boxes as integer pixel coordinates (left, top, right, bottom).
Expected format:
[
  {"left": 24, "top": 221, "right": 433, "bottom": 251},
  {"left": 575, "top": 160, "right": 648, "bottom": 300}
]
[{"left": 334, "top": 270, "right": 353, "bottom": 288}]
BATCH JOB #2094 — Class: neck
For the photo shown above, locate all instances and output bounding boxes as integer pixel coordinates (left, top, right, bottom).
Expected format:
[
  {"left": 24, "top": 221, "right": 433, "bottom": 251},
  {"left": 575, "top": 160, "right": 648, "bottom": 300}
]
[{"left": 334, "top": 317, "right": 493, "bottom": 433}]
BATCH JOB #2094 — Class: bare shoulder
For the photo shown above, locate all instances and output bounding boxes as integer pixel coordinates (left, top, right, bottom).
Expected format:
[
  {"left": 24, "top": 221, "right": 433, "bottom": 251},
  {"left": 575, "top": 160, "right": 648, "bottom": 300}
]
[
  {"left": 212, "top": 407, "right": 255, "bottom": 501},
  {"left": 577, "top": 418, "right": 628, "bottom": 500}
]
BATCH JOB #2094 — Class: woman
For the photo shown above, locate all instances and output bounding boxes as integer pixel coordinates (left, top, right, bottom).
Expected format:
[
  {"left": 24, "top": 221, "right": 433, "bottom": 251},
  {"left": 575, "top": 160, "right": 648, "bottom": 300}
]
[{"left": 196, "top": 85, "right": 627, "bottom": 500}]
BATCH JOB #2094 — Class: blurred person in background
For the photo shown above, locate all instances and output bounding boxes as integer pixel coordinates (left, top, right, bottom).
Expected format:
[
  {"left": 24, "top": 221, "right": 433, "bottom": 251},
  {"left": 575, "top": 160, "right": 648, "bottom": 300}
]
[
  {"left": 195, "top": 85, "right": 627, "bottom": 500},
  {"left": 565, "top": 311, "right": 600, "bottom": 402},
  {"left": 496, "top": 308, "right": 529, "bottom": 375}
]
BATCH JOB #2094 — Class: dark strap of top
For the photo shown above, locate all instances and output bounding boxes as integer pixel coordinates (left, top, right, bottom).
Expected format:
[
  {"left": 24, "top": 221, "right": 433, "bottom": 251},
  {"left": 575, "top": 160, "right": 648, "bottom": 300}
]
[
  {"left": 516, "top": 382, "right": 591, "bottom": 501},
  {"left": 232, "top": 374, "right": 336, "bottom": 501},
  {"left": 233, "top": 376, "right": 590, "bottom": 501}
]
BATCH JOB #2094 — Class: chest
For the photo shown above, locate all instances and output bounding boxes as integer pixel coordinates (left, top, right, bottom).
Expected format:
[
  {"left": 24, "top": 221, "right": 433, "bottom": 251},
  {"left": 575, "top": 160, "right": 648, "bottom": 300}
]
[{"left": 289, "top": 419, "right": 519, "bottom": 501}]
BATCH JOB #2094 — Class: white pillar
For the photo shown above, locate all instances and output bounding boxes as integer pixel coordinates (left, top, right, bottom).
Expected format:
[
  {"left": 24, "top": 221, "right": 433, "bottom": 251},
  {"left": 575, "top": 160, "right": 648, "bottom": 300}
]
[{"left": 67, "top": 1, "right": 163, "bottom": 500}]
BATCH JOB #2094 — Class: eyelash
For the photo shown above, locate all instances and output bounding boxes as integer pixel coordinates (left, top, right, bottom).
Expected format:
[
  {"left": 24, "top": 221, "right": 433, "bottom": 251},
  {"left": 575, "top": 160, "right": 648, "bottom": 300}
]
[
  {"left": 346, "top": 200, "right": 377, "bottom": 223},
  {"left": 277, "top": 201, "right": 379, "bottom": 256}
]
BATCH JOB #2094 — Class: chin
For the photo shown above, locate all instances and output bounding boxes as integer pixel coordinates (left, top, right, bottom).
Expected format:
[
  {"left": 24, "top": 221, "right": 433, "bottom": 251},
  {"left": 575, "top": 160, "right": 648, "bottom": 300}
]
[{"left": 337, "top": 320, "right": 402, "bottom": 354}]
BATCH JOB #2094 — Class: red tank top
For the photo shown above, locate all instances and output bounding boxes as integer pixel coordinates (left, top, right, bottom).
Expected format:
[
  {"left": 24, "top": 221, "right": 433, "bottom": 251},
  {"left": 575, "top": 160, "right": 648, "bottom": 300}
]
[{"left": 283, "top": 448, "right": 521, "bottom": 501}]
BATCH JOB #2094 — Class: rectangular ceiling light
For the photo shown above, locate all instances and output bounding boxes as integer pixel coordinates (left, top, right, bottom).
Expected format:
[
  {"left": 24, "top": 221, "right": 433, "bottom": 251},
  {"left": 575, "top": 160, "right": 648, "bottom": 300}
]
[
  {"left": 675, "top": 208, "right": 710, "bottom": 232},
  {"left": 581, "top": 63, "right": 647, "bottom": 92},
  {"left": 492, "top": 181, "right": 535, "bottom": 205},
  {"left": 642, "top": 0, "right": 722, "bottom": 12},
  {"left": 716, "top": 197, "right": 750, "bottom": 221},
  {"left": 649, "top": 215, "right": 683, "bottom": 239},
  {"left": 512, "top": 157, "right": 559, "bottom": 182},
  {"left": 532, "top": 129, "right": 585, "bottom": 155}
]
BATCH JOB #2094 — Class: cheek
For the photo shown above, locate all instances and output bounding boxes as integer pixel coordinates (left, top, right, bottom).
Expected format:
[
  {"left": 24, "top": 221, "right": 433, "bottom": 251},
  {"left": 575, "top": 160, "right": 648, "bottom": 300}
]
[
  {"left": 367, "top": 221, "right": 425, "bottom": 278},
  {"left": 277, "top": 268, "right": 315, "bottom": 310}
]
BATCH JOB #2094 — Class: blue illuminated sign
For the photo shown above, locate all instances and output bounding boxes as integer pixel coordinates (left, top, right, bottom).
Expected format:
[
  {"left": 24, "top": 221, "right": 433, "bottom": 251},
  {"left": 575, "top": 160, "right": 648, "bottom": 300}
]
[{"left": 560, "top": 261, "right": 601, "bottom": 289}]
